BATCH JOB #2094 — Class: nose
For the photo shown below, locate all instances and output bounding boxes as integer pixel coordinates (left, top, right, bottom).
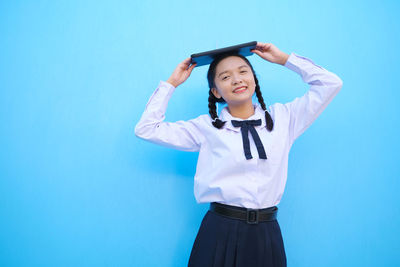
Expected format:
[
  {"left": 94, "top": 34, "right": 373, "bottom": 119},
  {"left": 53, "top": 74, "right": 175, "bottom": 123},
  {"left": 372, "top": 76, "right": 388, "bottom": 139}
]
[{"left": 231, "top": 74, "right": 243, "bottom": 84}]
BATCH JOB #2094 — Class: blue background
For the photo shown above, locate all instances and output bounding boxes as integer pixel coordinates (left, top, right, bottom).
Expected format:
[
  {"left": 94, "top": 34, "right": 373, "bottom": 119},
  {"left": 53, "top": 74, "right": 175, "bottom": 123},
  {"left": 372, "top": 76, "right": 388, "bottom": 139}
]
[{"left": 1, "top": 0, "right": 399, "bottom": 266}]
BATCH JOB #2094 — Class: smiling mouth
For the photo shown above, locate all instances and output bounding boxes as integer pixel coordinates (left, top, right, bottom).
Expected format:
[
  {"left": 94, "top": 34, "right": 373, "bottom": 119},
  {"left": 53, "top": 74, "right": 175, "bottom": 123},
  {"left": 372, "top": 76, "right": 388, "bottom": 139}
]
[{"left": 233, "top": 86, "right": 247, "bottom": 93}]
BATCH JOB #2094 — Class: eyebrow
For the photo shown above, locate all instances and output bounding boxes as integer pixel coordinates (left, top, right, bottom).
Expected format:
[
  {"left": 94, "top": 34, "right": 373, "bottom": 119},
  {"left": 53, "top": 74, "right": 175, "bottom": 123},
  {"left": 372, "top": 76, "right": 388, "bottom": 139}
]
[{"left": 218, "top": 65, "right": 249, "bottom": 78}]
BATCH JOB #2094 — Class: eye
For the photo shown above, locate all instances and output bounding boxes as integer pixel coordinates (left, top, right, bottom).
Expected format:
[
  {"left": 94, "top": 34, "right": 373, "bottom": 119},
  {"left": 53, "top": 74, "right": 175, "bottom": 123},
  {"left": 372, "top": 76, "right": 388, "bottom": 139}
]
[
  {"left": 222, "top": 76, "right": 229, "bottom": 80},
  {"left": 240, "top": 70, "right": 247, "bottom": 73}
]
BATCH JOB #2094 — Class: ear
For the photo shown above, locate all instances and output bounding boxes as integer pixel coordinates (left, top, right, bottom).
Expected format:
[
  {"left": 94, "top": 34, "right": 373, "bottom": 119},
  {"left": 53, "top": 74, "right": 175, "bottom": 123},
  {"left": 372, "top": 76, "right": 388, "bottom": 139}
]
[{"left": 211, "top": 87, "right": 222, "bottom": 99}]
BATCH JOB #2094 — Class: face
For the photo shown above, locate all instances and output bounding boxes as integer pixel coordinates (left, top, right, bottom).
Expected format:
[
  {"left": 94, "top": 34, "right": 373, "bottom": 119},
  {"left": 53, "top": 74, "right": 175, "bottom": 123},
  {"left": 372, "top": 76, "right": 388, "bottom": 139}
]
[{"left": 211, "top": 56, "right": 256, "bottom": 107}]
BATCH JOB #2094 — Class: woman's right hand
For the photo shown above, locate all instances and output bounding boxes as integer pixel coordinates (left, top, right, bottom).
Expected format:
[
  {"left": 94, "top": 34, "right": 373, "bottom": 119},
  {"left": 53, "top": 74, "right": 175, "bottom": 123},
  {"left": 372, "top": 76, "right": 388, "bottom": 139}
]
[{"left": 167, "top": 57, "right": 197, "bottom": 88}]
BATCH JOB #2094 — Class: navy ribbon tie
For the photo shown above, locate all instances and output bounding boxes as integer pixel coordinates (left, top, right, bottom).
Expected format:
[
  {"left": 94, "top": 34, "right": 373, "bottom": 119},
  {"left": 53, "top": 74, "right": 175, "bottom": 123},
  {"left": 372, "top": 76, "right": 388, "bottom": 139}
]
[{"left": 231, "top": 119, "right": 267, "bottom": 160}]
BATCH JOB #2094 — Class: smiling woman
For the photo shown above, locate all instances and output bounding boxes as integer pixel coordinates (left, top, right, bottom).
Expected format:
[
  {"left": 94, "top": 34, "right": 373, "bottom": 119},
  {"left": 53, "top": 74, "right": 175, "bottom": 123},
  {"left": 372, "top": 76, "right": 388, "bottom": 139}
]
[{"left": 134, "top": 42, "right": 343, "bottom": 267}]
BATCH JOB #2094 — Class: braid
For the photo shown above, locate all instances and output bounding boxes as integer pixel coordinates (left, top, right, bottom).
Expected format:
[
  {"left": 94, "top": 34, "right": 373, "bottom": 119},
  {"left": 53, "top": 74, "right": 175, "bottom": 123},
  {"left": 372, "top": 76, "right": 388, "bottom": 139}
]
[
  {"left": 208, "top": 90, "right": 226, "bottom": 129},
  {"left": 254, "top": 75, "right": 274, "bottom": 132}
]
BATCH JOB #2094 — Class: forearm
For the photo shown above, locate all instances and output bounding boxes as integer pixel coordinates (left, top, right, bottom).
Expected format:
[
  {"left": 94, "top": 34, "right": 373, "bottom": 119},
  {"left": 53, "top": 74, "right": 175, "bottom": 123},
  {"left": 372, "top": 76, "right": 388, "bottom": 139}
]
[{"left": 284, "top": 53, "right": 343, "bottom": 143}]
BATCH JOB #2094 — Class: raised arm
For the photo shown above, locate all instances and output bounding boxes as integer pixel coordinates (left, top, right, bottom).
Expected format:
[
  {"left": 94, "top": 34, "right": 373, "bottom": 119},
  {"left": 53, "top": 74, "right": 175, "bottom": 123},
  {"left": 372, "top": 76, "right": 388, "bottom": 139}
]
[
  {"left": 251, "top": 42, "right": 343, "bottom": 145},
  {"left": 282, "top": 53, "right": 343, "bottom": 145},
  {"left": 134, "top": 58, "right": 205, "bottom": 152}
]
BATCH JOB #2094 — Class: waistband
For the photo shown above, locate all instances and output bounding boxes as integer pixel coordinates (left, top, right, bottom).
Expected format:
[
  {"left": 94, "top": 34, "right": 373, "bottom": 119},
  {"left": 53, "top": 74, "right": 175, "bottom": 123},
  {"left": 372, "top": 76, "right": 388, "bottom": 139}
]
[{"left": 209, "top": 202, "right": 278, "bottom": 224}]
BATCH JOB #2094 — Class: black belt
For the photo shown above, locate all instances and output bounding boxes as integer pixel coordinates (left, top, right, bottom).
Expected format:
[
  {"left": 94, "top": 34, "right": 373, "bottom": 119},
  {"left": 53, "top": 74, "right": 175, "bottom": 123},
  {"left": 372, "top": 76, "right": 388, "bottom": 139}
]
[{"left": 209, "top": 202, "right": 278, "bottom": 224}]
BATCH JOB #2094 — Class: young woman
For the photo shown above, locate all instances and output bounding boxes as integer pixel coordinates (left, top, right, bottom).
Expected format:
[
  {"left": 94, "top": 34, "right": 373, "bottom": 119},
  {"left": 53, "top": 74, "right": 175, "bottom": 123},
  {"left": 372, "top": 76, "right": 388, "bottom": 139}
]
[{"left": 135, "top": 42, "right": 343, "bottom": 267}]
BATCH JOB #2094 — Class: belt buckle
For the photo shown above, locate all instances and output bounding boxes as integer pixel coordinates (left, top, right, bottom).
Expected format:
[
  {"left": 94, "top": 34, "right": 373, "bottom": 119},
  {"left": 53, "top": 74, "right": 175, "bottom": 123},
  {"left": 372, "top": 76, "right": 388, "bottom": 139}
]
[{"left": 246, "top": 208, "right": 259, "bottom": 224}]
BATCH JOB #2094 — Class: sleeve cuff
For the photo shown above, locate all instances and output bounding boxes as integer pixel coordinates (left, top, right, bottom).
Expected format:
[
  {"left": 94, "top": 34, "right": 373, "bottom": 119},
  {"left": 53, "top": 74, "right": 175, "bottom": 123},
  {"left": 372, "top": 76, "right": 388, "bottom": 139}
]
[{"left": 160, "top": 80, "right": 176, "bottom": 89}]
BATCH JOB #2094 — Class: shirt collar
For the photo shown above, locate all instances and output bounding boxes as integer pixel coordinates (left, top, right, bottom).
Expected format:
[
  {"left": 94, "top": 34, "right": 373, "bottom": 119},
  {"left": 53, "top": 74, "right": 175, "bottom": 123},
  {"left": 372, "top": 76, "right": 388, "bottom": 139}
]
[{"left": 219, "top": 103, "right": 267, "bottom": 132}]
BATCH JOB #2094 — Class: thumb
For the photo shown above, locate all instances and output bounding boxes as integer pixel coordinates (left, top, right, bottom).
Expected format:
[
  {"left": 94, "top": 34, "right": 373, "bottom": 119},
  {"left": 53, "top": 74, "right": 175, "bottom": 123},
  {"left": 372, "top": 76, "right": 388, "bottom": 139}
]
[
  {"left": 187, "top": 63, "right": 196, "bottom": 73},
  {"left": 186, "top": 62, "right": 196, "bottom": 71},
  {"left": 252, "top": 50, "right": 262, "bottom": 56}
]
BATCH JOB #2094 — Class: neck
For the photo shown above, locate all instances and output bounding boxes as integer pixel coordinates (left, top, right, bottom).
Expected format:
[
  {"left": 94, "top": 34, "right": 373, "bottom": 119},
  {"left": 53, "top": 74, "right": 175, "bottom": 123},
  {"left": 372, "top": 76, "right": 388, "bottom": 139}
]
[{"left": 228, "top": 101, "right": 255, "bottom": 119}]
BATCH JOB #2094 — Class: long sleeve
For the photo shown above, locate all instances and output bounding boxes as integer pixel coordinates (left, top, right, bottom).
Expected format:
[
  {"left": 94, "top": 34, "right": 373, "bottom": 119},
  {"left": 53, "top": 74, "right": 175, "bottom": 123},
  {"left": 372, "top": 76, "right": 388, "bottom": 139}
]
[
  {"left": 134, "top": 80, "right": 205, "bottom": 152},
  {"left": 283, "top": 53, "right": 343, "bottom": 145}
]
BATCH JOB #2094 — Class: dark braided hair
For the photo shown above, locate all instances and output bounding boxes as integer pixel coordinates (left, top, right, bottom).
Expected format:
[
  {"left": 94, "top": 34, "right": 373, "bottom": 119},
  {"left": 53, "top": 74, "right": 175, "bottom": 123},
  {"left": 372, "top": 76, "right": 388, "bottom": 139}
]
[
  {"left": 208, "top": 90, "right": 226, "bottom": 128},
  {"left": 207, "top": 51, "right": 274, "bottom": 131}
]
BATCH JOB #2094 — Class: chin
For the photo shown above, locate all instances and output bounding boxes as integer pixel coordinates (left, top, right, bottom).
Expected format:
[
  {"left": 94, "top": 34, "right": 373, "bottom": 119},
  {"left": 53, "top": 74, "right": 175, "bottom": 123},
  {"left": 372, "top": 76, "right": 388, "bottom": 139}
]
[
  {"left": 227, "top": 97, "right": 253, "bottom": 106},
  {"left": 231, "top": 90, "right": 253, "bottom": 99}
]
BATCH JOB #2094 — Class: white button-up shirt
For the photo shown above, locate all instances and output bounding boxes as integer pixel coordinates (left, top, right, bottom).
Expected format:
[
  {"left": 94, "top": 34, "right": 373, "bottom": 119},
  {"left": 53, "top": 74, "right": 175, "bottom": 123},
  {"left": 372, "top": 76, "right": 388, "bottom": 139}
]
[{"left": 135, "top": 52, "right": 343, "bottom": 209}]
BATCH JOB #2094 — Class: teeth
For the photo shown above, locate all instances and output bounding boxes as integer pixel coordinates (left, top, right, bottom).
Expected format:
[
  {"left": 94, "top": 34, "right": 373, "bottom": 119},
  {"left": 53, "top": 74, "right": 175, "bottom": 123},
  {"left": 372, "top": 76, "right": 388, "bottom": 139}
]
[{"left": 234, "top": 87, "right": 246, "bottom": 92}]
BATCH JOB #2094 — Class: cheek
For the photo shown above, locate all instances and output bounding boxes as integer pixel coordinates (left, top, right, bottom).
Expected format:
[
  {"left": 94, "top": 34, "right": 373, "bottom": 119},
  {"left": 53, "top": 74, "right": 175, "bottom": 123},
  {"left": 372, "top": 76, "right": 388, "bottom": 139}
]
[
  {"left": 249, "top": 81, "right": 257, "bottom": 91},
  {"left": 217, "top": 84, "right": 231, "bottom": 96}
]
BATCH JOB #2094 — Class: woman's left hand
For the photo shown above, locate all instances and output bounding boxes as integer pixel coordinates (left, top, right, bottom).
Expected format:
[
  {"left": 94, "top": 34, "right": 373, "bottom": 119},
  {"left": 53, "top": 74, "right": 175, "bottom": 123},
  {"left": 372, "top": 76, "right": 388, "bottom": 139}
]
[{"left": 251, "top": 42, "right": 289, "bottom": 65}]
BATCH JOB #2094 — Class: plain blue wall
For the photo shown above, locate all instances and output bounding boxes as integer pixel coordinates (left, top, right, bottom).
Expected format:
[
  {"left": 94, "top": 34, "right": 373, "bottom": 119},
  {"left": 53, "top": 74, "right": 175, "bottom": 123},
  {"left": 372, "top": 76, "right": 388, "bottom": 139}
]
[{"left": 1, "top": 0, "right": 399, "bottom": 266}]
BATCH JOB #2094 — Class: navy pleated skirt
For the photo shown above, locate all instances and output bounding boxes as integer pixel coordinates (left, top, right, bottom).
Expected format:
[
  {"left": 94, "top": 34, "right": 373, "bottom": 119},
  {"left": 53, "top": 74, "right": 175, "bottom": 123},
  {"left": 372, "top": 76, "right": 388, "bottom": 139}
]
[{"left": 188, "top": 204, "right": 287, "bottom": 267}]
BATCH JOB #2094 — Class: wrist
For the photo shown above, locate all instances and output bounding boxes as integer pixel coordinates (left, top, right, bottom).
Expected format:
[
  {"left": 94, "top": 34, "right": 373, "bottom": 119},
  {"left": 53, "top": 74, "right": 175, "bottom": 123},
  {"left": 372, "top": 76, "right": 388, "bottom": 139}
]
[
  {"left": 166, "top": 78, "right": 178, "bottom": 88},
  {"left": 278, "top": 53, "right": 290, "bottom": 65}
]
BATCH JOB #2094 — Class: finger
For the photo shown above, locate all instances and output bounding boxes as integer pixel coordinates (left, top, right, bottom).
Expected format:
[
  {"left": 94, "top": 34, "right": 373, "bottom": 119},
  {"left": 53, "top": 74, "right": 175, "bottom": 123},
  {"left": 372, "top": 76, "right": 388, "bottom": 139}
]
[
  {"left": 187, "top": 63, "right": 196, "bottom": 72},
  {"left": 252, "top": 50, "right": 261, "bottom": 56},
  {"left": 254, "top": 43, "right": 267, "bottom": 51},
  {"left": 184, "top": 57, "right": 192, "bottom": 64},
  {"left": 186, "top": 62, "right": 196, "bottom": 71},
  {"left": 186, "top": 57, "right": 195, "bottom": 67},
  {"left": 179, "top": 57, "right": 190, "bottom": 66},
  {"left": 256, "top": 42, "right": 264, "bottom": 48},
  {"left": 258, "top": 43, "right": 271, "bottom": 52},
  {"left": 180, "top": 59, "right": 191, "bottom": 70}
]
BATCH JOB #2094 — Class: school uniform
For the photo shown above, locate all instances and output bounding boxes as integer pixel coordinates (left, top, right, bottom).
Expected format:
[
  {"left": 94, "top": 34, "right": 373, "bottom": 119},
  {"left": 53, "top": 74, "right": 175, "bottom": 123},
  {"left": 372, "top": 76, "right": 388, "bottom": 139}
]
[{"left": 134, "top": 52, "right": 343, "bottom": 267}]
